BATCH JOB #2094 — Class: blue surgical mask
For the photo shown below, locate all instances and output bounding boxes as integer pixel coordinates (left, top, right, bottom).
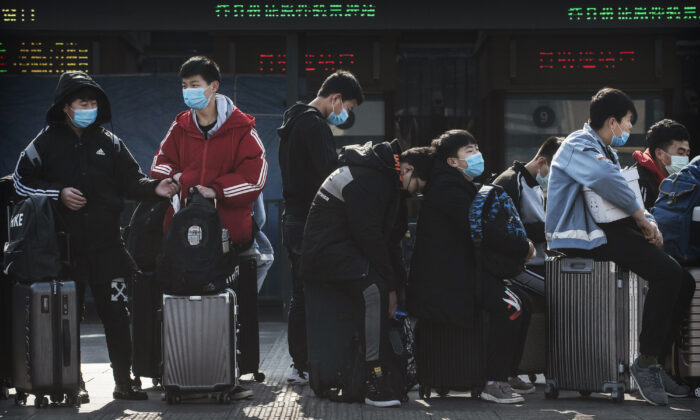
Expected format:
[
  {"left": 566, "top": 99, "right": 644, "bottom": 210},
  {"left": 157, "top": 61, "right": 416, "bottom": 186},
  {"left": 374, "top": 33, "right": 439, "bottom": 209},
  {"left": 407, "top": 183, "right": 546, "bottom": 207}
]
[
  {"left": 664, "top": 153, "right": 689, "bottom": 175},
  {"left": 461, "top": 152, "right": 484, "bottom": 179},
  {"left": 611, "top": 120, "right": 630, "bottom": 147},
  {"left": 183, "top": 87, "right": 212, "bottom": 110},
  {"left": 327, "top": 99, "right": 349, "bottom": 126},
  {"left": 536, "top": 171, "right": 549, "bottom": 190},
  {"left": 71, "top": 107, "right": 98, "bottom": 128}
]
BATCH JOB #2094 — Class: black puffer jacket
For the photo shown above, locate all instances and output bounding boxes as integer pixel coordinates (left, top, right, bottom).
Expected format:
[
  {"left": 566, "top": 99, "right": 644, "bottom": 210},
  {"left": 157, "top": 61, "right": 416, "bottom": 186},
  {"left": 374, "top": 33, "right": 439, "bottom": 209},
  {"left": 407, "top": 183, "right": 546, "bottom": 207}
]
[
  {"left": 408, "top": 159, "right": 530, "bottom": 329},
  {"left": 13, "top": 71, "right": 159, "bottom": 260},
  {"left": 300, "top": 140, "right": 407, "bottom": 290}
]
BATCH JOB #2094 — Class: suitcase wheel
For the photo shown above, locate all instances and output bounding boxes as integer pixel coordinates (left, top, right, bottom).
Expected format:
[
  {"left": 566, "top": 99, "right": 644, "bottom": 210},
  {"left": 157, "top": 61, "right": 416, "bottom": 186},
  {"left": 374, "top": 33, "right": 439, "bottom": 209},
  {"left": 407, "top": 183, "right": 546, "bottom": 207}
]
[
  {"left": 254, "top": 372, "right": 265, "bottom": 383},
  {"left": 610, "top": 388, "right": 624, "bottom": 403},
  {"left": 544, "top": 382, "right": 559, "bottom": 400},
  {"left": 579, "top": 391, "right": 592, "bottom": 397},
  {"left": 0, "top": 385, "right": 9, "bottom": 400},
  {"left": 437, "top": 387, "right": 449, "bottom": 398},
  {"left": 34, "top": 395, "right": 49, "bottom": 408},
  {"left": 693, "top": 386, "right": 700, "bottom": 399},
  {"left": 528, "top": 374, "right": 538, "bottom": 384},
  {"left": 165, "top": 392, "right": 181, "bottom": 405},
  {"left": 217, "top": 392, "right": 232, "bottom": 404},
  {"left": 50, "top": 393, "right": 64, "bottom": 405},
  {"left": 13, "top": 392, "right": 27, "bottom": 406},
  {"left": 67, "top": 393, "right": 81, "bottom": 408},
  {"left": 152, "top": 378, "right": 162, "bottom": 388},
  {"left": 471, "top": 386, "right": 482, "bottom": 400},
  {"left": 418, "top": 385, "right": 431, "bottom": 399},
  {"left": 133, "top": 376, "right": 142, "bottom": 388}
]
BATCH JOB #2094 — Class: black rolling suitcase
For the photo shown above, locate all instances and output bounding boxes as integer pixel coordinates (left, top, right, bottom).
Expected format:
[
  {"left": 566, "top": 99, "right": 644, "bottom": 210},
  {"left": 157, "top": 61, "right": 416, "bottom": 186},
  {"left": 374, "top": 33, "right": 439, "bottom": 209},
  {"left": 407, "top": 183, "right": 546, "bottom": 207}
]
[
  {"left": 544, "top": 256, "right": 646, "bottom": 402},
  {"left": 11, "top": 280, "right": 81, "bottom": 408},
  {"left": 306, "top": 280, "right": 408, "bottom": 403},
  {"left": 234, "top": 256, "right": 265, "bottom": 382},
  {"left": 129, "top": 271, "right": 162, "bottom": 387},
  {"left": 413, "top": 318, "right": 485, "bottom": 399}
]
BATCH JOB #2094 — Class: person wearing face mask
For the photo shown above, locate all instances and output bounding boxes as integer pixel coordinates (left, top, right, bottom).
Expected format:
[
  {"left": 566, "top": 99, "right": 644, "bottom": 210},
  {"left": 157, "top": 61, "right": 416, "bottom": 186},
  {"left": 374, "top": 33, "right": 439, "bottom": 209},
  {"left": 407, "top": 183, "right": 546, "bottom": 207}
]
[
  {"left": 629, "top": 119, "right": 692, "bottom": 210},
  {"left": 408, "top": 130, "right": 536, "bottom": 404},
  {"left": 151, "top": 56, "right": 266, "bottom": 400},
  {"left": 545, "top": 87, "right": 696, "bottom": 405},
  {"left": 277, "top": 70, "right": 364, "bottom": 385},
  {"left": 493, "top": 136, "right": 563, "bottom": 275},
  {"left": 13, "top": 71, "right": 180, "bottom": 402},
  {"left": 301, "top": 140, "right": 433, "bottom": 407}
]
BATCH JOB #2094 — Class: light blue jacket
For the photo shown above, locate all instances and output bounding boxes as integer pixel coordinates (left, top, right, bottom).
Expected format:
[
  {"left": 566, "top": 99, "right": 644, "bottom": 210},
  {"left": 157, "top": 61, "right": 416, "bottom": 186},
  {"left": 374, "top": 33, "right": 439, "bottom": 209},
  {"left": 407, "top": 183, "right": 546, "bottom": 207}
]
[{"left": 545, "top": 123, "right": 654, "bottom": 250}]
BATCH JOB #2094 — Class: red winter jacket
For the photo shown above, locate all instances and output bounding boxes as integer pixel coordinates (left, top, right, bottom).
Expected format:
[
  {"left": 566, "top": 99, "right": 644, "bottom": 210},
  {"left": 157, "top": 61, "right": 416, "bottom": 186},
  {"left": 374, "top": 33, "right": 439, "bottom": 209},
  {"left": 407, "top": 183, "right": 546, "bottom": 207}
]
[{"left": 151, "top": 99, "right": 267, "bottom": 245}]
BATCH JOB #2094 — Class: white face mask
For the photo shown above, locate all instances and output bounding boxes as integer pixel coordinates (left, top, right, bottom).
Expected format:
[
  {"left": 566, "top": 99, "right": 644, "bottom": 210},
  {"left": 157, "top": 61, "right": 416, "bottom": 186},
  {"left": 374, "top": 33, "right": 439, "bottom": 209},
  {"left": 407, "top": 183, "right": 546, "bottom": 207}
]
[{"left": 663, "top": 151, "right": 689, "bottom": 175}]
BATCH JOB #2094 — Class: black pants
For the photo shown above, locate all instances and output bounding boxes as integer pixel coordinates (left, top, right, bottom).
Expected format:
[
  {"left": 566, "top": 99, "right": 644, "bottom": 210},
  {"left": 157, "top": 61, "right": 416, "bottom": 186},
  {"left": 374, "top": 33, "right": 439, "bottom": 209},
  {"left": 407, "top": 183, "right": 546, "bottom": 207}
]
[
  {"left": 481, "top": 280, "right": 532, "bottom": 381},
  {"left": 334, "top": 272, "right": 389, "bottom": 364},
  {"left": 560, "top": 218, "right": 695, "bottom": 361},
  {"left": 282, "top": 213, "right": 308, "bottom": 371},
  {"left": 73, "top": 246, "right": 134, "bottom": 386}
]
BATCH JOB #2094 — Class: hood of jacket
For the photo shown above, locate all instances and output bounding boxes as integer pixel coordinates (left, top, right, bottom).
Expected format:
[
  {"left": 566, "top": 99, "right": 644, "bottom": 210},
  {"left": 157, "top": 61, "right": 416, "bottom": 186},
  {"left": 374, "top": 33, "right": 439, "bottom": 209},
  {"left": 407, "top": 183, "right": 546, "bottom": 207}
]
[
  {"left": 277, "top": 102, "right": 323, "bottom": 138},
  {"left": 46, "top": 71, "right": 111, "bottom": 126},
  {"left": 633, "top": 148, "right": 665, "bottom": 185},
  {"left": 338, "top": 139, "right": 402, "bottom": 176},
  {"left": 176, "top": 94, "right": 254, "bottom": 138}
]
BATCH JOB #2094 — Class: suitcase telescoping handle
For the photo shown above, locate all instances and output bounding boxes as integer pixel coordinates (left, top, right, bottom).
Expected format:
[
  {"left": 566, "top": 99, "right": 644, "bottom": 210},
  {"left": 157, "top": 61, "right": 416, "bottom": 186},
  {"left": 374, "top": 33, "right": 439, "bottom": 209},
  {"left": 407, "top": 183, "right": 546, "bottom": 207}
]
[{"left": 561, "top": 258, "right": 594, "bottom": 273}]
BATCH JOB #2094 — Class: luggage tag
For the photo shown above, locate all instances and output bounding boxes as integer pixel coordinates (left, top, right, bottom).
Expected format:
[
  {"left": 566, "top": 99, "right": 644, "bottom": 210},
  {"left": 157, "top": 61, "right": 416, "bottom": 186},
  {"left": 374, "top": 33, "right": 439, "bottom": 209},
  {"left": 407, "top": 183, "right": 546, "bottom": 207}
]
[
  {"left": 171, "top": 192, "right": 181, "bottom": 214},
  {"left": 111, "top": 277, "right": 128, "bottom": 302}
]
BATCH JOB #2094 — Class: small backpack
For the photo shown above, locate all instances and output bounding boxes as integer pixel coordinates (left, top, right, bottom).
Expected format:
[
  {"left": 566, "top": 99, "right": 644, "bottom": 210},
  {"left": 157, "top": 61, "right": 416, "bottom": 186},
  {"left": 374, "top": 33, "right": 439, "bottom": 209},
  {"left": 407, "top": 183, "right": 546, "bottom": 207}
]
[
  {"left": 3, "top": 195, "right": 62, "bottom": 282},
  {"left": 652, "top": 159, "right": 700, "bottom": 264},
  {"left": 469, "top": 184, "right": 528, "bottom": 279},
  {"left": 124, "top": 200, "right": 170, "bottom": 272},
  {"left": 157, "top": 189, "right": 237, "bottom": 295}
]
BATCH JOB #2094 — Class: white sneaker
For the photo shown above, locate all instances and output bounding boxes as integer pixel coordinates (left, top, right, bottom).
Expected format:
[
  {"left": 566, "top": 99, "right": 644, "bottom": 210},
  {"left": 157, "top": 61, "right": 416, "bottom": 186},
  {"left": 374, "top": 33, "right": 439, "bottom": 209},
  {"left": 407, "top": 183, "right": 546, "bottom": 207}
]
[{"left": 287, "top": 365, "right": 309, "bottom": 385}]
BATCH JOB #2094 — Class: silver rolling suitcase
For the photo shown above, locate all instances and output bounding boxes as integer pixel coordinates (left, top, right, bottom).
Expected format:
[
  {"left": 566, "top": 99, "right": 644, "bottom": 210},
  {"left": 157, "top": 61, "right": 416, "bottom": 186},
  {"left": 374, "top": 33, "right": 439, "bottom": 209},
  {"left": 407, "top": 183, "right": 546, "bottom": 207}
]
[
  {"left": 162, "top": 289, "right": 238, "bottom": 404},
  {"left": 544, "top": 257, "right": 646, "bottom": 402},
  {"left": 11, "top": 280, "right": 80, "bottom": 408}
]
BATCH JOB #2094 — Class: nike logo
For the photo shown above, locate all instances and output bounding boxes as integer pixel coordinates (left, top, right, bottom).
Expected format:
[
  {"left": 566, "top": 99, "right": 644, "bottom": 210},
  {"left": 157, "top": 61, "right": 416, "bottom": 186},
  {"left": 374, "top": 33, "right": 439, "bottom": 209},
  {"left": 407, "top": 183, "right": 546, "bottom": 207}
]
[{"left": 96, "top": 148, "right": 105, "bottom": 156}]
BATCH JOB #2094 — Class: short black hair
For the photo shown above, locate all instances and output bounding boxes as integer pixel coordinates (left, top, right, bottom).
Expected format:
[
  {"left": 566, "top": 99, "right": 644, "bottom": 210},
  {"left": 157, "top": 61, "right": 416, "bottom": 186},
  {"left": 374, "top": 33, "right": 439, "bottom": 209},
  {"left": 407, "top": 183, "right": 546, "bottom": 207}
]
[
  {"left": 179, "top": 56, "right": 221, "bottom": 84},
  {"left": 400, "top": 147, "right": 435, "bottom": 181},
  {"left": 64, "top": 86, "right": 99, "bottom": 106},
  {"left": 317, "top": 70, "right": 364, "bottom": 105},
  {"left": 647, "top": 119, "right": 691, "bottom": 157},
  {"left": 431, "top": 129, "right": 478, "bottom": 161},
  {"left": 589, "top": 87, "right": 637, "bottom": 130},
  {"left": 535, "top": 136, "right": 564, "bottom": 164}
]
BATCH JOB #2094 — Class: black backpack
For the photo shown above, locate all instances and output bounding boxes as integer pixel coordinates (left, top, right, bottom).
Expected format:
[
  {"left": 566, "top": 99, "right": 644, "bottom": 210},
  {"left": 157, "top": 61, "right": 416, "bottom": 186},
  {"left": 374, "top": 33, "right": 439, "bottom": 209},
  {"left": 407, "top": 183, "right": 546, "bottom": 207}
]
[
  {"left": 124, "top": 200, "right": 170, "bottom": 272},
  {"left": 3, "top": 195, "right": 63, "bottom": 283},
  {"left": 157, "top": 189, "right": 237, "bottom": 295}
]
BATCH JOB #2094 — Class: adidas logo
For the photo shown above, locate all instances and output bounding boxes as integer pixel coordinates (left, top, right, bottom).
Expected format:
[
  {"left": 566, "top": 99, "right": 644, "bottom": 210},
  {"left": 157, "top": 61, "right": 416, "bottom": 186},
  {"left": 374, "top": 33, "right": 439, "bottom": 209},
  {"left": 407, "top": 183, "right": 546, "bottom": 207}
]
[{"left": 96, "top": 148, "right": 106, "bottom": 156}]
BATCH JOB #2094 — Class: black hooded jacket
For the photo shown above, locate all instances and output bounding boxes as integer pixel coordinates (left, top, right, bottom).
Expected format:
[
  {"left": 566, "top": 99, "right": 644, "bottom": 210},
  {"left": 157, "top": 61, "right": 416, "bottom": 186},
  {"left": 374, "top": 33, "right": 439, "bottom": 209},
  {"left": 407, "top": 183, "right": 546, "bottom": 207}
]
[
  {"left": 13, "top": 71, "right": 159, "bottom": 259},
  {"left": 300, "top": 140, "right": 407, "bottom": 291},
  {"left": 407, "top": 159, "right": 530, "bottom": 329},
  {"left": 278, "top": 102, "right": 338, "bottom": 218}
]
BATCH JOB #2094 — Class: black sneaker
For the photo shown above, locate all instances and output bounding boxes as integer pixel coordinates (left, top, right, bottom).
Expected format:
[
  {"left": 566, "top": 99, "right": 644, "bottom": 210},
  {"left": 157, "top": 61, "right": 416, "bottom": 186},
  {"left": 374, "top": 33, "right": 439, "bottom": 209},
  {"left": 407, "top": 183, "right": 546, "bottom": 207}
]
[
  {"left": 365, "top": 365, "right": 400, "bottom": 408},
  {"left": 630, "top": 359, "right": 667, "bottom": 406},
  {"left": 113, "top": 384, "right": 148, "bottom": 400}
]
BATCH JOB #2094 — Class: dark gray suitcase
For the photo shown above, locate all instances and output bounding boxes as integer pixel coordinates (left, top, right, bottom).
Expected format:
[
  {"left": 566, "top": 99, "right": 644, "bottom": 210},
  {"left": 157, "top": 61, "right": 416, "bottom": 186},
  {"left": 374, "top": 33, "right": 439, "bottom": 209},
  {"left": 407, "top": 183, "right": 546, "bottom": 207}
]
[
  {"left": 162, "top": 289, "right": 238, "bottom": 404},
  {"left": 11, "top": 280, "right": 80, "bottom": 408},
  {"left": 544, "top": 257, "right": 646, "bottom": 402}
]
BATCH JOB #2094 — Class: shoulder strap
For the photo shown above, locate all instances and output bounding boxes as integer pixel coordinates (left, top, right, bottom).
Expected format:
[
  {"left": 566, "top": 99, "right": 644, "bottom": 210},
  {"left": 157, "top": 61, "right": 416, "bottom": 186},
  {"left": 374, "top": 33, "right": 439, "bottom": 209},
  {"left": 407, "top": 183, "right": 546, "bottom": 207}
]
[{"left": 103, "top": 129, "right": 121, "bottom": 153}]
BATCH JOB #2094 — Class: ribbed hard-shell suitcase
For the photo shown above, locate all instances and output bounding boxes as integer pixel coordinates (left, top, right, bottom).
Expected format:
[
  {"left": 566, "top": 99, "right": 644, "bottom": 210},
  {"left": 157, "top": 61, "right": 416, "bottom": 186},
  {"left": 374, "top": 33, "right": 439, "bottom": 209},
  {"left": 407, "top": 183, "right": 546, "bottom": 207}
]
[
  {"left": 161, "top": 289, "right": 238, "bottom": 404},
  {"left": 130, "top": 271, "right": 162, "bottom": 387},
  {"left": 11, "top": 280, "right": 81, "bottom": 408},
  {"left": 678, "top": 267, "right": 700, "bottom": 397},
  {"left": 413, "top": 318, "right": 485, "bottom": 399},
  {"left": 544, "top": 257, "right": 646, "bottom": 402}
]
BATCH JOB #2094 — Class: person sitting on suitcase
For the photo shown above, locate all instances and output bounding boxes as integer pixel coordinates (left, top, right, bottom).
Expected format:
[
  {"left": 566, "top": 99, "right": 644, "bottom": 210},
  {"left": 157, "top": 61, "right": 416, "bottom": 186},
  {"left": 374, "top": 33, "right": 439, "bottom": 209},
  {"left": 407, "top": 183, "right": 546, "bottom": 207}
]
[
  {"left": 545, "top": 87, "right": 696, "bottom": 405},
  {"left": 493, "top": 136, "right": 563, "bottom": 276},
  {"left": 408, "top": 130, "right": 536, "bottom": 404},
  {"left": 12, "top": 71, "right": 180, "bottom": 401},
  {"left": 300, "top": 141, "right": 433, "bottom": 407},
  {"left": 150, "top": 56, "right": 267, "bottom": 400}
]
